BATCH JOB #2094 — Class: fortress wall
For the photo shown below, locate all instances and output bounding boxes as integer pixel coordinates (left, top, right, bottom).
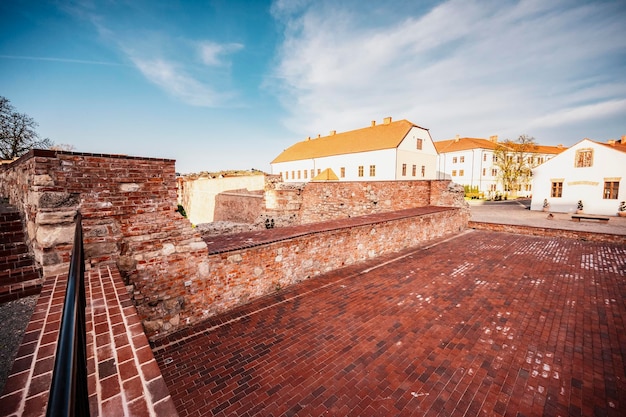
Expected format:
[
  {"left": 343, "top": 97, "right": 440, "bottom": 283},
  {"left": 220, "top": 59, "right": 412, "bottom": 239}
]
[
  {"left": 213, "top": 190, "right": 265, "bottom": 223},
  {"left": 181, "top": 208, "right": 467, "bottom": 332},
  {"left": 0, "top": 150, "right": 209, "bottom": 337}
]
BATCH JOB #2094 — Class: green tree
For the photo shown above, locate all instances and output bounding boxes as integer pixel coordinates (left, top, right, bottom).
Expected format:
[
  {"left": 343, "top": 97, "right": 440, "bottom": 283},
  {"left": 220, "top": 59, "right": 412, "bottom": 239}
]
[
  {"left": 0, "top": 96, "right": 53, "bottom": 159},
  {"left": 493, "top": 134, "right": 537, "bottom": 198}
]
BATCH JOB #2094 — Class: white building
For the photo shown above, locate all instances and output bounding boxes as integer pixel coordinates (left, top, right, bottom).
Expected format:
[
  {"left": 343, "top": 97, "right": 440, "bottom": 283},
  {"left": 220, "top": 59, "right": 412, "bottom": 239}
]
[
  {"left": 530, "top": 138, "right": 626, "bottom": 216},
  {"left": 434, "top": 136, "right": 565, "bottom": 198},
  {"left": 271, "top": 117, "right": 438, "bottom": 182}
]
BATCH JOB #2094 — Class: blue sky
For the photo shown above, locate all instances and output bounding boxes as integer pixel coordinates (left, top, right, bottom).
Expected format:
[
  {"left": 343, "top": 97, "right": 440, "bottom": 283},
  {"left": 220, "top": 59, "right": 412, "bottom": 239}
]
[{"left": 1, "top": 0, "right": 625, "bottom": 174}]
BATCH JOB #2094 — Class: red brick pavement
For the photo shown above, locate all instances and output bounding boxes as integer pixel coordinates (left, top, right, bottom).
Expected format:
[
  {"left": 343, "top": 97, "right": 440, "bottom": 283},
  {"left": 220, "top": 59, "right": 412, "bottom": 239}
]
[{"left": 152, "top": 230, "right": 626, "bottom": 416}]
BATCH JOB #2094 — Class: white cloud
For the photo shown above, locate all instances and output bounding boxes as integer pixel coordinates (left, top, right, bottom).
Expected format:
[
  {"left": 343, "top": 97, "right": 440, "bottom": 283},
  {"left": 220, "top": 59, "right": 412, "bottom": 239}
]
[
  {"left": 270, "top": 0, "right": 626, "bottom": 141},
  {"left": 129, "top": 57, "right": 224, "bottom": 107},
  {"left": 530, "top": 99, "right": 626, "bottom": 129},
  {"left": 198, "top": 41, "right": 244, "bottom": 67}
]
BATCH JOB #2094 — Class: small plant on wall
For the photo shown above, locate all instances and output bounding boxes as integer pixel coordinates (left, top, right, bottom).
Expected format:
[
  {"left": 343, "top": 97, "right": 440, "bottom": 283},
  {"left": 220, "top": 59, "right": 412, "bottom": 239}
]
[
  {"left": 576, "top": 200, "right": 583, "bottom": 213},
  {"left": 619, "top": 201, "right": 626, "bottom": 217},
  {"left": 542, "top": 199, "right": 550, "bottom": 211}
]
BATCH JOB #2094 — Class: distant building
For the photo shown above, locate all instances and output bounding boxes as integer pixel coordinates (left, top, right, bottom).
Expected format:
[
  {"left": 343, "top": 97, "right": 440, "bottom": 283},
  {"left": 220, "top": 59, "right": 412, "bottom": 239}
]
[
  {"left": 271, "top": 117, "right": 438, "bottom": 182},
  {"left": 434, "top": 136, "right": 565, "bottom": 198},
  {"left": 530, "top": 137, "right": 626, "bottom": 215}
]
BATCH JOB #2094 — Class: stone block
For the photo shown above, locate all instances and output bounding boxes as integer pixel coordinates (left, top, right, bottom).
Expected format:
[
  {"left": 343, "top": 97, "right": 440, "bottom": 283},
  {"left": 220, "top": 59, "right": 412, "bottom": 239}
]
[
  {"left": 36, "top": 224, "right": 76, "bottom": 247},
  {"left": 36, "top": 210, "right": 76, "bottom": 225}
]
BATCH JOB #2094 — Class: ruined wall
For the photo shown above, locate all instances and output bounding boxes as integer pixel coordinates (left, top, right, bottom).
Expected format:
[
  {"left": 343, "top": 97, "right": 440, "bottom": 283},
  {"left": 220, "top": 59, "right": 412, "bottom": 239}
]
[
  {"left": 184, "top": 208, "right": 467, "bottom": 326},
  {"left": 177, "top": 174, "right": 266, "bottom": 225},
  {"left": 211, "top": 179, "right": 467, "bottom": 229},
  {"left": 0, "top": 150, "right": 210, "bottom": 338},
  {"left": 298, "top": 180, "right": 466, "bottom": 224},
  {"left": 213, "top": 190, "right": 265, "bottom": 223}
]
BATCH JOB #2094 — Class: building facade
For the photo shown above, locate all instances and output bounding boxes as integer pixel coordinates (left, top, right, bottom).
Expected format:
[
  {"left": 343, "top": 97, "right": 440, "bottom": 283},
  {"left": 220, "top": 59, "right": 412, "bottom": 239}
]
[
  {"left": 271, "top": 117, "right": 438, "bottom": 182},
  {"left": 530, "top": 138, "right": 626, "bottom": 215},
  {"left": 434, "top": 136, "right": 565, "bottom": 198}
]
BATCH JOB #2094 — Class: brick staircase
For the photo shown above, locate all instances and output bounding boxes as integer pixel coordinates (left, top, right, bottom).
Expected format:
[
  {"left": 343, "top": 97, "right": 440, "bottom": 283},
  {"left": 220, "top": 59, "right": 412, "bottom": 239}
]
[{"left": 0, "top": 200, "right": 43, "bottom": 303}]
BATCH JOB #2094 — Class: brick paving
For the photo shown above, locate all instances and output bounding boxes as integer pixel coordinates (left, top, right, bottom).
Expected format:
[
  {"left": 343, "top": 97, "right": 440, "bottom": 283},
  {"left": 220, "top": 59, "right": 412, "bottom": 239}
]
[{"left": 153, "top": 230, "right": 626, "bottom": 416}]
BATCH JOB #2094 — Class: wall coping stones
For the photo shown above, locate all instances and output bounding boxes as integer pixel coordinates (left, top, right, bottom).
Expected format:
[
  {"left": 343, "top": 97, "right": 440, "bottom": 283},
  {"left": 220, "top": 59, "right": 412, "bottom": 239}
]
[{"left": 204, "top": 206, "right": 456, "bottom": 254}]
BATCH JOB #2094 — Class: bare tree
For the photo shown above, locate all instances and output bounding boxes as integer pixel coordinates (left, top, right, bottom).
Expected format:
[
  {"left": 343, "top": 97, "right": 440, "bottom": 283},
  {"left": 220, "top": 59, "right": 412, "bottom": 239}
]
[
  {"left": 493, "top": 134, "right": 537, "bottom": 198},
  {"left": 0, "top": 96, "right": 53, "bottom": 160}
]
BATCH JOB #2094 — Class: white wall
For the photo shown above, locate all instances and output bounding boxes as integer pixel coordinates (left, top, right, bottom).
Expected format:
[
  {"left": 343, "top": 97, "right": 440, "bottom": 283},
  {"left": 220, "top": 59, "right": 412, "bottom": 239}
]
[{"left": 530, "top": 139, "right": 626, "bottom": 215}]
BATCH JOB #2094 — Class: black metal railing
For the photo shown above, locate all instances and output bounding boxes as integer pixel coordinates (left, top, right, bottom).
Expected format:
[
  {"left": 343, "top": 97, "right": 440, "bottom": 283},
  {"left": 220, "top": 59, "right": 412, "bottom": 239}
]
[{"left": 46, "top": 212, "right": 90, "bottom": 417}]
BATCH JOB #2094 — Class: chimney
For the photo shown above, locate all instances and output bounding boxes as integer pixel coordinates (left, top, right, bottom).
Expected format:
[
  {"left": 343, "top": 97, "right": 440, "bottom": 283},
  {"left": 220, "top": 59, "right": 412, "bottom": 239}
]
[
  {"left": 489, "top": 135, "right": 498, "bottom": 143},
  {"left": 557, "top": 144, "right": 563, "bottom": 148},
  {"left": 383, "top": 116, "right": 392, "bottom": 125},
  {"left": 317, "top": 134, "right": 321, "bottom": 138},
  {"left": 608, "top": 139, "right": 616, "bottom": 145},
  {"left": 330, "top": 130, "right": 336, "bottom": 136},
  {"left": 371, "top": 120, "right": 376, "bottom": 127},
  {"left": 454, "top": 135, "right": 460, "bottom": 143},
  {"left": 306, "top": 136, "right": 311, "bottom": 141},
  {"left": 621, "top": 135, "right": 626, "bottom": 144}
]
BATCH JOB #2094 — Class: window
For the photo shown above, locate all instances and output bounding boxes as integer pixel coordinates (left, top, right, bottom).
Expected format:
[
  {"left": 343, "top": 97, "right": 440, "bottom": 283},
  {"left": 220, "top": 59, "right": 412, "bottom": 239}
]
[
  {"left": 551, "top": 181, "right": 563, "bottom": 198},
  {"left": 483, "top": 153, "right": 487, "bottom": 162},
  {"left": 285, "top": 171, "right": 288, "bottom": 180},
  {"left": 402, "top": 164, "right": 407, "bottom": 176},
  {"left": 452, "top": 170, "right": 457, "bottom": 177},
  {"left": 358, "top": 166, "right": 364, "bottom": 177},
  {"left": 604, "top": 181, "right": 619, "bottom": 199},
  {"left": 317, "top": 169, "right": 321, "bottom": 175},
  {"left": 297, "top": 170, "right": 301, "bottom": 179},
  {"left": 459, "top": 170, "right": 464, "bottom": 176},
  {"left": 575, "top": 149, "right": 593, "bottom": 167},
  {"left": 493, "top": 155, "right": 498, "bottom": 162},
  {"left": 453, "top": 157, "right": 458, "bottom": 163},
  {"left": 340, "top": 167, "right": 345, "bottom": 178},
  {"left": 421, "top": 166, "right": 425, "bottom": 177},
  {"left": 460, "top": 156, "right": 465, "bottom": 163},
  {"left": 311, "top": 169, "right": 315, "bottom": 178},
  {"left": 416, "top": 138, "right": 423, "bottom": 150},
  {"left": 369, "top": 165, "right": 376, "bottom": 177},
  {"left": 291, "top": 171, "right": 295, "bottom": 179},
  {"left": 304, "top": 170, "right": 308, "bottom": 179},
  {"left": 412, "top": 165, "right": 417, "bottom": 176},
  {"left": 491, "top": 169, "right": 498, "bottom": 176},
  {"left": 482, "top": 168, "right": 486, "bottom": 176}
]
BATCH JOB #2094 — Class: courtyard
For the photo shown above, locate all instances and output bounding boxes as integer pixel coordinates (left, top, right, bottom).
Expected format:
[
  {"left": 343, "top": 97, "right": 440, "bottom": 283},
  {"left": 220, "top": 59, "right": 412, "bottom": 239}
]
[{"left": 152, "top": 228, "right": 626, "bottom": 416}]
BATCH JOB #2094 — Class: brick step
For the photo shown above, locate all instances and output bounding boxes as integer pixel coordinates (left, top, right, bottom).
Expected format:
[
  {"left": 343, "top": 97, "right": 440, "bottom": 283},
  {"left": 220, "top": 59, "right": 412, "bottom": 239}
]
[
  {"left": 0, "top": 212, "right": 21, "bottom": 223},
  {"left": 0, "top": 276, "right": 43, "bottom": 304},
  {"left": 0, "top": 264, "right": 41, "bottom": 287},
  {"left": 0, "top": 242, "right": 29, "bottom": 258},
  {"left": 0, "top": 253, "right": 36, "bottom": 272},
  {"left": 0, "top": 230, "right": 26, "bottom": 244},
  {"left": 0, "top": 219, "right": 23, "bottom": 233}
]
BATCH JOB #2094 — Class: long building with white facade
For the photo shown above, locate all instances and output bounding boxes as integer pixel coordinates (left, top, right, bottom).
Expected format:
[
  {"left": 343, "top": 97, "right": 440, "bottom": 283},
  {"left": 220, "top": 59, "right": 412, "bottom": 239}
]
[
  {"left": 271, "top": 117, "right": 438, "bottom": 182},
  {"left": 434, "top": 136, "right": 566, "bottom": 198}
]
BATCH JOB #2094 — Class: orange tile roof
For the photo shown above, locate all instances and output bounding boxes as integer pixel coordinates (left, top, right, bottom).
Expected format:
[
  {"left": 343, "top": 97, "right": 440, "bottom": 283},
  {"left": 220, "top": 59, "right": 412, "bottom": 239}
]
[
  {"left": 434, "top": 137, "right": 567, "bottom": 155},
  {"left": 434, "top": 137, "right": 498, "bottom": 153},
  {"left": 272, "top": 119, "right": 422, "bottom": 163},
  {"left": 597, "top": 140, "right": 626, "bottom": 154}
]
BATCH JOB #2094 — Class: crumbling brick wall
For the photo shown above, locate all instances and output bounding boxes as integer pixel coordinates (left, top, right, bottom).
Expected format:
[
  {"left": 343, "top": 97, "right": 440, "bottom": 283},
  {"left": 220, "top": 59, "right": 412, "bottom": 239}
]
[{"left": 0, "top": 150, "right": 210, "bottom": 337}]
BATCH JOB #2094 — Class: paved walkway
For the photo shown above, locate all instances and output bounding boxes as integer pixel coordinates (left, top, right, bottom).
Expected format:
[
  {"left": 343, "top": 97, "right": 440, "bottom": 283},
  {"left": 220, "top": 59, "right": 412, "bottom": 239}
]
[
  {"left": 153, "top": 228, "right": 626, "bottom": 416},
  {"left": 469, "top": 200, "right": 626, "bottom": 236}
]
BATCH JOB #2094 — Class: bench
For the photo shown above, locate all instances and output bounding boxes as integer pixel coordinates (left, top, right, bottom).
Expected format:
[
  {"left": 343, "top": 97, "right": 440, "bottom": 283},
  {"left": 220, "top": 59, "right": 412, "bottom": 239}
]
[{"left": 571, "top": 214, "right": 609, "bottom": 223}]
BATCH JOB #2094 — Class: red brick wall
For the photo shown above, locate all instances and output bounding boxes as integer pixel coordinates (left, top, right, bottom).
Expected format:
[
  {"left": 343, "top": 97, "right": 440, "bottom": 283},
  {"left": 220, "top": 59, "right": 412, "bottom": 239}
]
[
  {"left": 0, "top": 150, "right": 210, "bottom": 338},
  {"left": 183, "top": 208, "right": 468, "bottom": 324},
  {"left": 298, "top": 180, "right": 464, "bottom": 223}
]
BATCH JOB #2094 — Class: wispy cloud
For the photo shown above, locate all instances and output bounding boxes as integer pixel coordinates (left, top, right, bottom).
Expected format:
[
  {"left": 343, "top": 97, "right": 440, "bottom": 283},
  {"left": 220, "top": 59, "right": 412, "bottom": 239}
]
[
  {"left": 198, "top": 41, "right": 244, "bottom": 67},
  {"left": 0, "top": 55, "right": 127, "bottom": 66},
  {"left": 270, "top": 0, "right": 626, "bottom": 141},
  {"left": 61, "top": 1, "right": 244, "bottom": 107}
]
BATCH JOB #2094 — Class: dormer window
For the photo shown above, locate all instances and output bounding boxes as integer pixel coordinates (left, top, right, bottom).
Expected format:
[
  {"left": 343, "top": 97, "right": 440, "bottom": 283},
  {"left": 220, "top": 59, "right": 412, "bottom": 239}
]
[{"left": 575, "top": 149, "right": 593, "bottom": 167}]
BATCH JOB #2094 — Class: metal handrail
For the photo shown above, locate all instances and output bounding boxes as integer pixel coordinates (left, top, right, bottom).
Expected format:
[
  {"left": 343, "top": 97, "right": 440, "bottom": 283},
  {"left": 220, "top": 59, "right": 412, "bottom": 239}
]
[{"left": 46, "top": 212, "right": 90, "bottom": 417}]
